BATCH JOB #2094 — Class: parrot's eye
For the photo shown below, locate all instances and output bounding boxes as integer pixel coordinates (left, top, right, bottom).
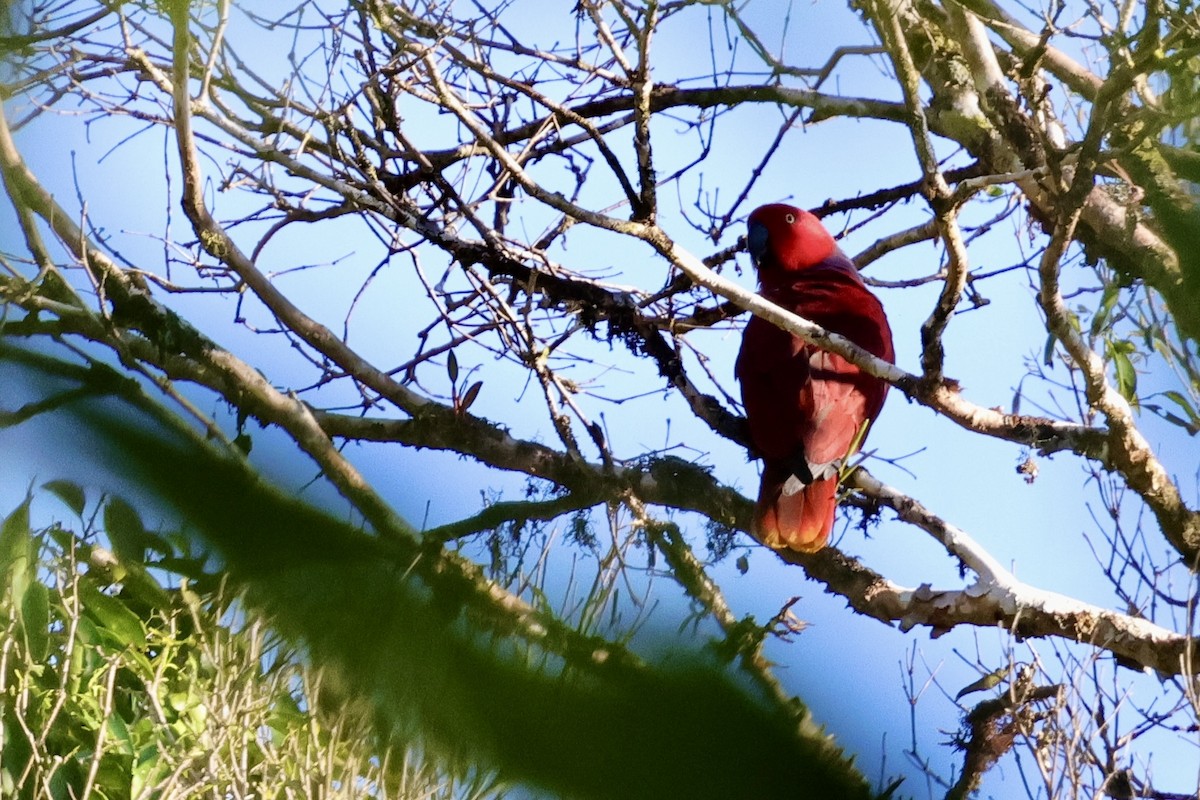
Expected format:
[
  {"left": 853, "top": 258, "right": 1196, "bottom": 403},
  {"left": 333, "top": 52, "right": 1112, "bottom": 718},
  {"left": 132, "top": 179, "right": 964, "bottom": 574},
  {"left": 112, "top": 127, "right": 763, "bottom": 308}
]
[{"left": 785, "top": 213, "right": 796, "bottom": 224}]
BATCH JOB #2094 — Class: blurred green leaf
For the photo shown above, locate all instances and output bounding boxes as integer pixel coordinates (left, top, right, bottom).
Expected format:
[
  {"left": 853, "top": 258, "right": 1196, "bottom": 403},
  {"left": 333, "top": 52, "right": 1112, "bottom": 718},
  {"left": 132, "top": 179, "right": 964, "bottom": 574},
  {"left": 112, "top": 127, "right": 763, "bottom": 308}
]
[
  {"left": 104, "top": 497, "right": 148, "bottom": 564},
  {"left": 42, "top": 480, "right": 86, "bottom": 517}
]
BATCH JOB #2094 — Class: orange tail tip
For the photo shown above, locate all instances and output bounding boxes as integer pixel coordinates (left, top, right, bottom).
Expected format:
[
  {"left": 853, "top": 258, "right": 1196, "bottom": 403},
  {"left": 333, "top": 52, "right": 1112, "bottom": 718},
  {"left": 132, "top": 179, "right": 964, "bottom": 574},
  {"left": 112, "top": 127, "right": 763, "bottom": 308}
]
[{"left": 754, "top": 476, "right": 839, "bottom": 553}]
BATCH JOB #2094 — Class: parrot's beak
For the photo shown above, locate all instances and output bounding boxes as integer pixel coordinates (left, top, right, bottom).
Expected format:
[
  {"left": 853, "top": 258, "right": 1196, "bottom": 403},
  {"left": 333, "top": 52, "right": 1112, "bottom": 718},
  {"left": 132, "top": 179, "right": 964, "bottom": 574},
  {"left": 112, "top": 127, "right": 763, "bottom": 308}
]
[{"left": 747, "top": 221, "right": 768, "bottom": 269}]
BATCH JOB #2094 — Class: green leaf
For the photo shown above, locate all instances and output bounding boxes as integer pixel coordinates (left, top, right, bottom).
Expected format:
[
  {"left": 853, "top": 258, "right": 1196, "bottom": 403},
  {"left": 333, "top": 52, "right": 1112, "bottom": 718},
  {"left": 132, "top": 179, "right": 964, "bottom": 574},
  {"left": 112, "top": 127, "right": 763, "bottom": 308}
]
[
  {"left": 104, "top": 497, "right": 148, "bottom": 564},
  {"left": 93, "top": 755, "right": 134, "bottom": 797},
  {"left": 1, "top": 499, "right": 33, "bottom": 614},
  {"left": 1107, "top": 340, "right": 1139, "bottom": 405},
  {"left": 42, "top": 479, "right": 86, "bottom": 517},
  {"left": 69, "top": 617, "right": 96, "bottom": 694},
  {"left": 268, "top": 691, "right": 306, "bottom": 740},
  {"left": 132, "top": 744, "right": 170, "bottom": 798},
  {"left": 1090, "top": 283, "right": 1120, "bottom": 336},
  {"left": 20, "top": 579, "right": 50, "bottom": 662},
  {"left": 79, "top": 581, "right": 147, "bottom": 648},
  {"left": 47, "top": 767, "right": 72, "bottom": 800},
  {"left": 106, "top": 713, "right": 135, "bottom": 756},
  {"left": 447, "top": 349, "right": 459, "bottom": 385},
  {"left": 1163, "top": 390, "right": 1200, "bottom": 425}
]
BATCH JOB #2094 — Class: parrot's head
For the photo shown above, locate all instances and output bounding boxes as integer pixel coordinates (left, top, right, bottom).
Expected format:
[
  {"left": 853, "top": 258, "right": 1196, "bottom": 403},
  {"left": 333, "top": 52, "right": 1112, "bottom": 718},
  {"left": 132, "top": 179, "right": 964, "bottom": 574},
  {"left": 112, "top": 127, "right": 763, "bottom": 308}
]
[{"left": 746, "top": 204, "right": 837, "bottom": 275}]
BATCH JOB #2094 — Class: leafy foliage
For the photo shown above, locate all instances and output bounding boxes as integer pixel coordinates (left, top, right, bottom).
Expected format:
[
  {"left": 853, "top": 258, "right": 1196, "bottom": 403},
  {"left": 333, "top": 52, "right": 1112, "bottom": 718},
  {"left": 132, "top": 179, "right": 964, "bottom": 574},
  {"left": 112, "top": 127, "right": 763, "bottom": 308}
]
[{"left": 1, "top": 495, "right": 495, "bottom": 800}]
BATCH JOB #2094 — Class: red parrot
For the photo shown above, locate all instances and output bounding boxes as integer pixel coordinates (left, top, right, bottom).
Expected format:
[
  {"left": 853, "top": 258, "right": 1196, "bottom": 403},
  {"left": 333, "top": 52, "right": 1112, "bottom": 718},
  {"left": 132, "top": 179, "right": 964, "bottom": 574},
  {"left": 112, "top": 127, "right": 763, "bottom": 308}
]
[{"left": 735, "top": 204, "right": 894, "bottom": 552}]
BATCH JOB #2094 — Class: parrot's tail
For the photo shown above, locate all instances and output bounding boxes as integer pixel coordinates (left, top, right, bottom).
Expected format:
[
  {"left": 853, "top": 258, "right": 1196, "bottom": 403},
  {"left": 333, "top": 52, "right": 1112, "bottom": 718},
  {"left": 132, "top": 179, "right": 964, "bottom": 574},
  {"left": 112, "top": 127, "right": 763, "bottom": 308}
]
[{"left": 753, "top": 465, "right": 837, "bottom": 552}]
